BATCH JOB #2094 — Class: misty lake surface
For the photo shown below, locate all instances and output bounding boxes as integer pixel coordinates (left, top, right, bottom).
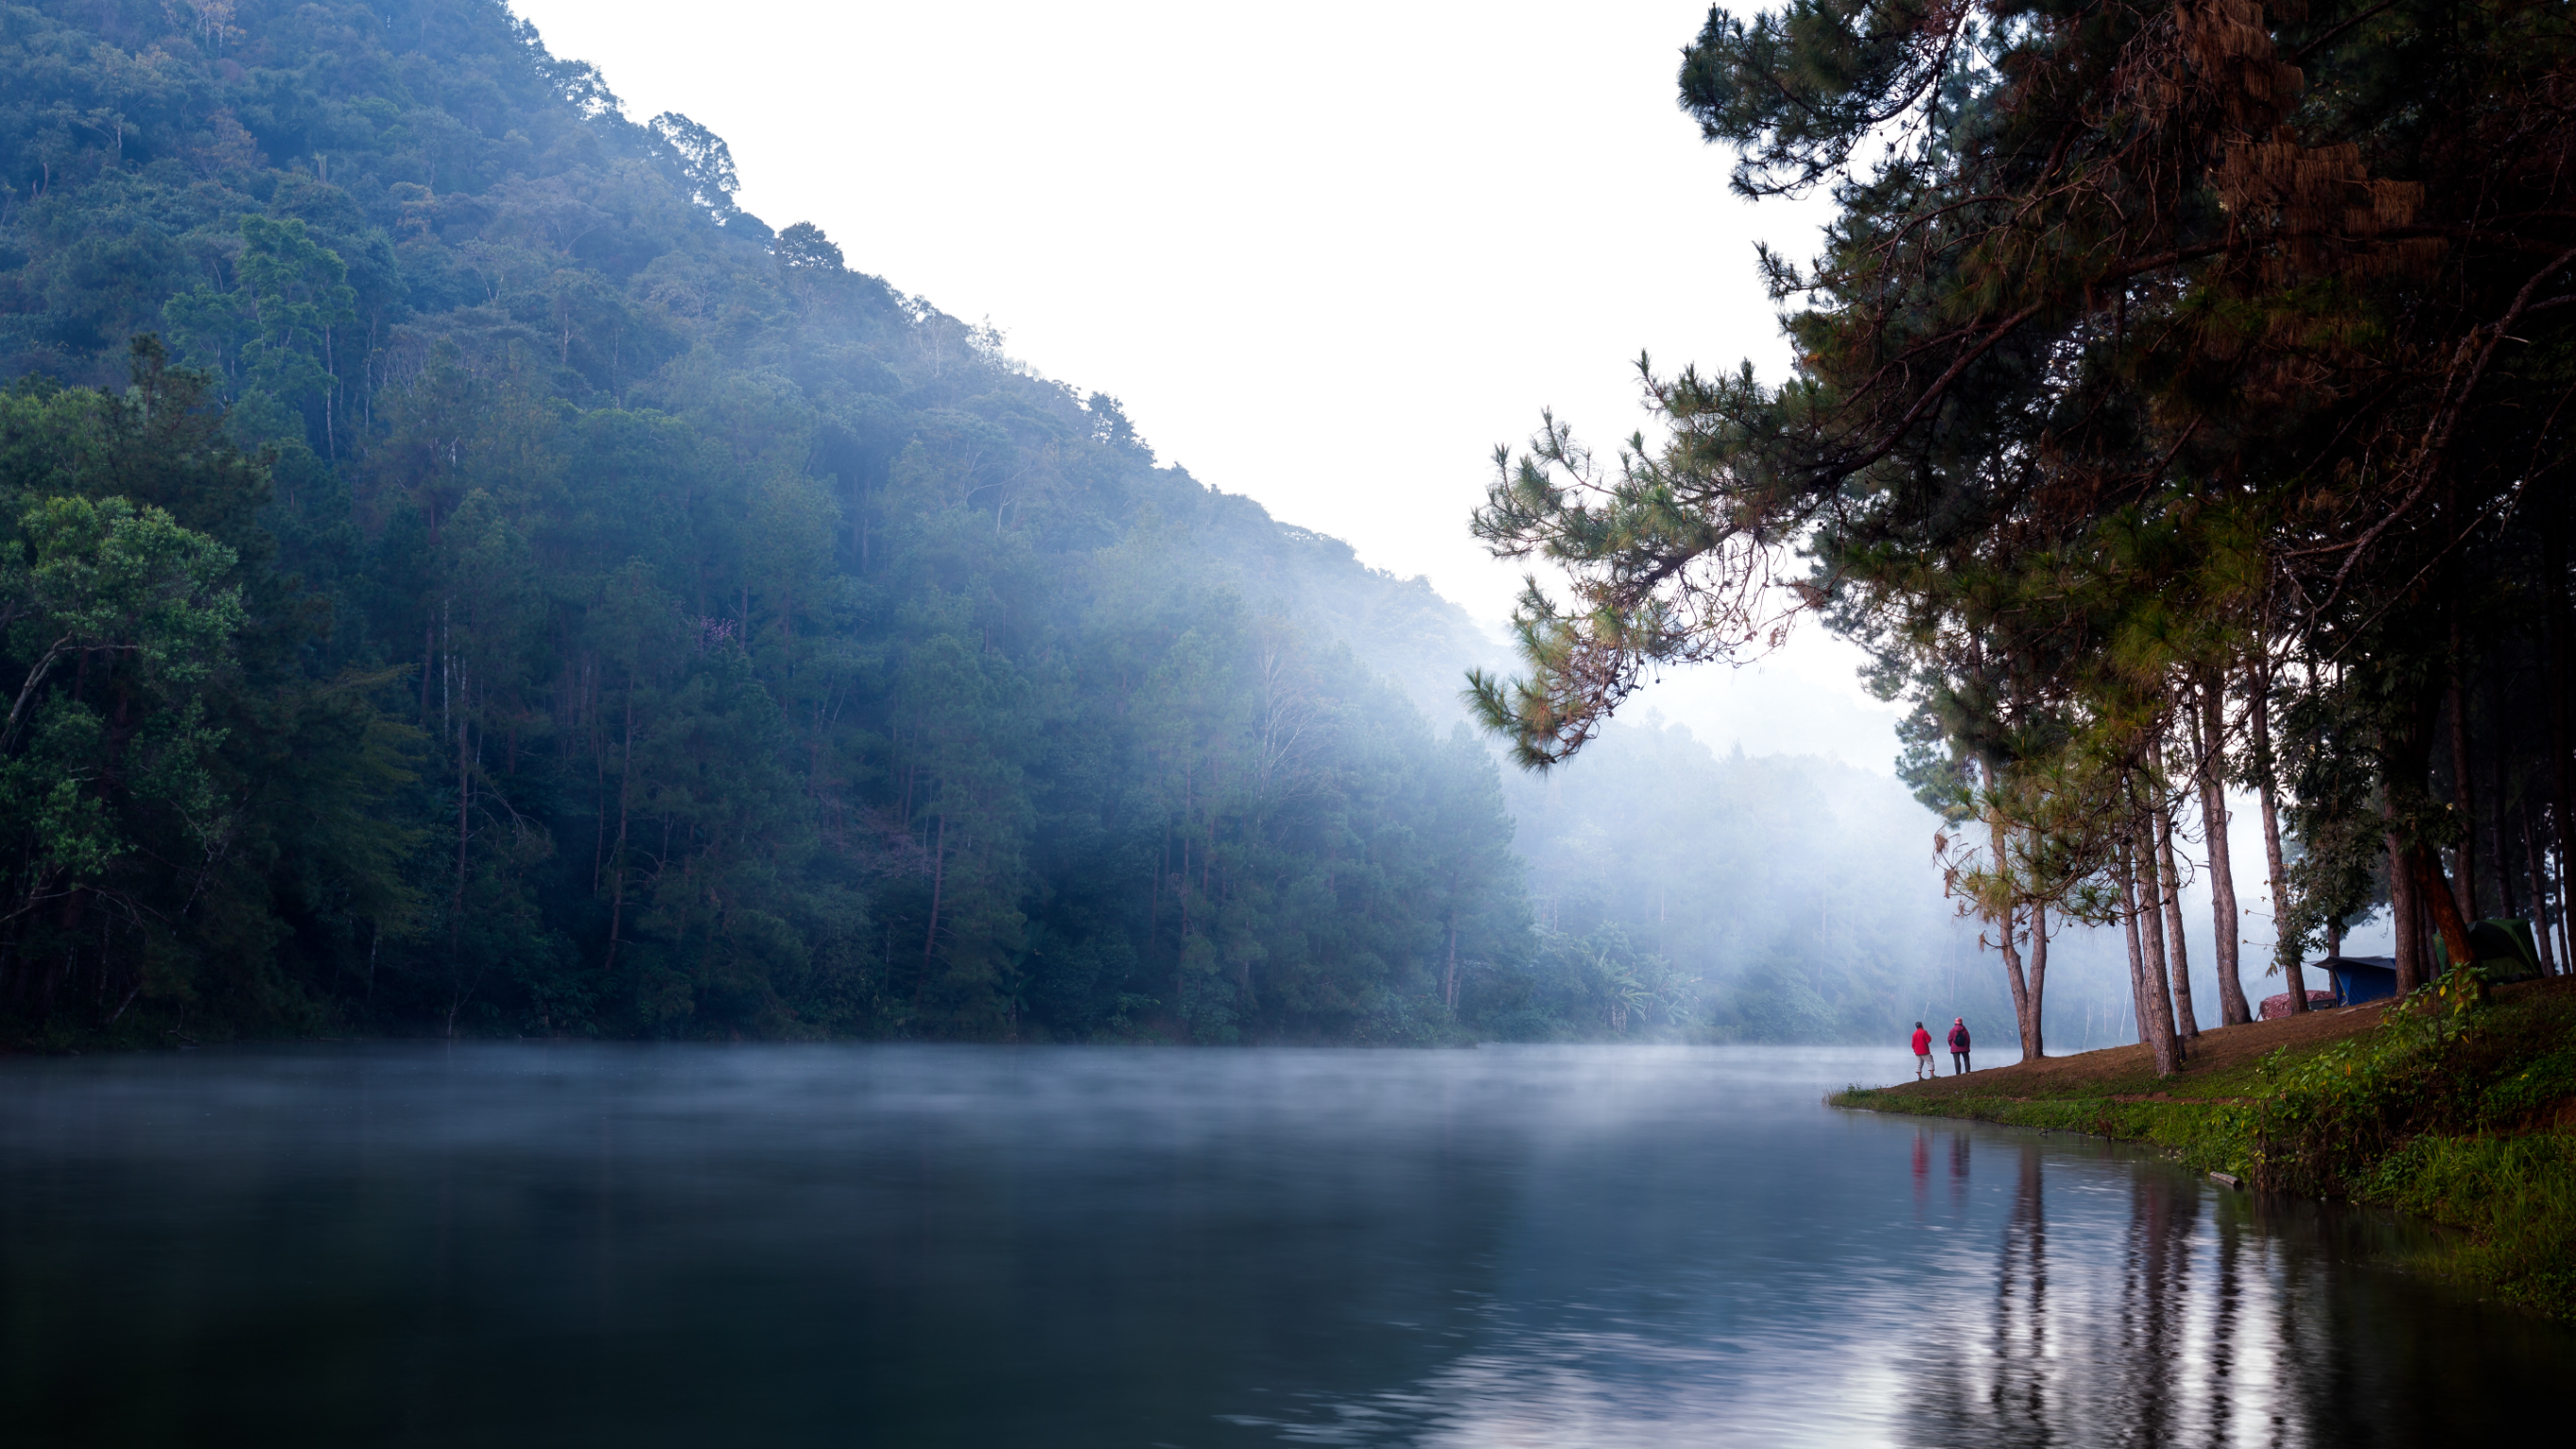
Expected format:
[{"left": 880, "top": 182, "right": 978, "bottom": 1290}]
[{"left": 1, "top": 1045, "right": 2564, "bottom": 1447}]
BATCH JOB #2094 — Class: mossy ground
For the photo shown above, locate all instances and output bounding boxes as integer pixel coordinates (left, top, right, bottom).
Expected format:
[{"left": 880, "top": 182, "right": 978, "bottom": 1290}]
[{"left": 1835, "top": 976, "right": 2576, "bottom": 1319}]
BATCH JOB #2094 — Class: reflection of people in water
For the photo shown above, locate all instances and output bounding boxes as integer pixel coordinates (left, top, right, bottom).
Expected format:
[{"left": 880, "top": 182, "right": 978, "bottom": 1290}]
[
  {"left": 1911, "top": 1021, "right": 1935, "bottom": 1079},
  {"left": 1949, "top": 1017, "right": 1972, "bottom": 1074}
]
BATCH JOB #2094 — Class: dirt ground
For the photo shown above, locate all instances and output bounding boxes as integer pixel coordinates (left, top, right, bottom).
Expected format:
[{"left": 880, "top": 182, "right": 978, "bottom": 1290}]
[{"left": 1877, "top": 976, "right": 2576, "bottom": 1102}]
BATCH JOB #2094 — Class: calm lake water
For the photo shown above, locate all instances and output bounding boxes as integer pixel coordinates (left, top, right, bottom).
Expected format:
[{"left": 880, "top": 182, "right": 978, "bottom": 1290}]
[{"left": 0, "top": 1044, "right": 2563, "bottom": 1446}]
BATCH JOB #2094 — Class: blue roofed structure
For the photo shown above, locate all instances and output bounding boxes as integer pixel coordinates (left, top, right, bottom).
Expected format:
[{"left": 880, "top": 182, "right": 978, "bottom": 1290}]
[{"left": 2318, "top": 956, "right": 2399, "bottom": 1007}]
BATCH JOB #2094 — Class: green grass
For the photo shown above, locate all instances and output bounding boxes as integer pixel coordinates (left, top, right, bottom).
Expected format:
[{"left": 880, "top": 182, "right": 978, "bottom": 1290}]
[{"left": 1835, "top": 978, "right": 2576, "bottom": 1319}]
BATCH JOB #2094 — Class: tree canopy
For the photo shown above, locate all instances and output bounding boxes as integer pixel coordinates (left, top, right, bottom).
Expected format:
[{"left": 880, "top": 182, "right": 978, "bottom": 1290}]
[{"left": 1471, "top": 0, "right": 2576, "bottom": 1069}]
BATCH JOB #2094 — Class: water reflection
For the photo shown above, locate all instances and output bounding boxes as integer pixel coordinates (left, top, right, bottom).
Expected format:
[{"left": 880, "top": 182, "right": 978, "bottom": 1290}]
[
  {"left": 1890, "top": 1130, "right": 2550, "bottom": 1449},
  {"left": 0, "top": 1045, "right": 2561, "bottom": 1447}
]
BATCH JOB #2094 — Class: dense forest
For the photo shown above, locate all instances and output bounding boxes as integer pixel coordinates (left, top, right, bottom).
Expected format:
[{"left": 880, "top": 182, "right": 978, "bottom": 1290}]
[
  {"left": 0, "top": 0, "right": 1560, "bottom": 1043},
  {"left": 1472, "top": 0, "right": 2576, "bottom": 1073}
]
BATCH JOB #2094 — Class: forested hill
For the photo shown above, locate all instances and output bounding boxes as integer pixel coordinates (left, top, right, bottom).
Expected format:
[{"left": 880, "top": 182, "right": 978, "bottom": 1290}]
[{"left": 0, "top": 0, "right": 1527, "bottom": 1042}]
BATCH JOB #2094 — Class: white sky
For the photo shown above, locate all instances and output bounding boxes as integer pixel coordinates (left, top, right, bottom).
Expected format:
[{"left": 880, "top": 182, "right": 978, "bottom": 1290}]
[{"left": 507, "top": 0, "right": 1903, "bottom": 767}]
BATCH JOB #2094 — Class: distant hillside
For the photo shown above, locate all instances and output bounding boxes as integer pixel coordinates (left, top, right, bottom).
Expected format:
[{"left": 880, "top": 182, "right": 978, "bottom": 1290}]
[
  {"left": 0, "top": 0, "right": 1529, "bottom": 1043},
  {"left": 1166, "top": 498, "right": 1504, "bottom": 723}
]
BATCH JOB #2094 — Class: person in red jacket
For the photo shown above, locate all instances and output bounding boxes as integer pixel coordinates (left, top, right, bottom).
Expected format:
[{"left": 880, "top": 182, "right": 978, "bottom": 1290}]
[
  {"left": 1910, "top": 1022, "right": 1934, "bottom": 1079},
  {"left": 1948, "top": 1018, "right": 1972, "bottom": 1074}
]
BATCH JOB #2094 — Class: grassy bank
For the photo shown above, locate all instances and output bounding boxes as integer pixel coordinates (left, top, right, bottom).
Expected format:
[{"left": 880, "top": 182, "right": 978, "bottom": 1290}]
[{"left": 1834, "top": 976, "right": 2576, "bottom": 1319}]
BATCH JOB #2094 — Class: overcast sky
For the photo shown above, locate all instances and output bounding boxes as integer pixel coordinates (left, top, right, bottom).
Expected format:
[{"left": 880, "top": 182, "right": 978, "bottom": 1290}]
[{"left": 507, "top": 0, "right": 1904, "bottom": 767}]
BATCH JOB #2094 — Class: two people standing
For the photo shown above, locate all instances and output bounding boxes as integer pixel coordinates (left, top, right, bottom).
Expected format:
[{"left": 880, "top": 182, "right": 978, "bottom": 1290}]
[{"left": 1908, "top": 1018, "right": 1972, "bottom": 1077}]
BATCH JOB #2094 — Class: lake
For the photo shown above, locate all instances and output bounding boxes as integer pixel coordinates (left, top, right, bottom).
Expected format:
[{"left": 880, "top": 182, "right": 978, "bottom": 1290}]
[{"left": 0, "top": 1043, "right": 2562, "bottom": 1446}]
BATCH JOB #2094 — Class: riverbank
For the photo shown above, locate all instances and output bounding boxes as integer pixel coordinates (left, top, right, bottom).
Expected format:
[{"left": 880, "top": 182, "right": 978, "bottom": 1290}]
[{"left": 1834, "top": 975, "right": 2576, "bottom": 1318}]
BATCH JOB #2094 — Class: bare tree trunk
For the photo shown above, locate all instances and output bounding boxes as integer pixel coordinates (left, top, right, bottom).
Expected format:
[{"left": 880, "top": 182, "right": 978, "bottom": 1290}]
[
  {"left": 453, "top": 662, "right": 469, "bottom": 960},
  {"left": 1986, "top": 798, "right": 2037, "bottom": 1058},
  {"left": 2025, "top": 902, "right": 2049, "bottom": 1060},
  {"left": 1997, "top": 894, "right": 2032, "bottom": 1056},
  {"left": 2138, "top": 822, "right": 2173, "bottom": 1027},
  {"left": 2121, "top": 839, "right": 2150, "bottom": 1030},
  {"left": 2545, "top": 515, "right": 2576, "bottom": 974},
  {"left": 2499, "top": 795, "right": 2523, "bottom": 920},
  {"left": 917, "top": 808, "right": 946, "bottom": 1008},
  {"left": 2386, "top": 814, "right": 2425, "bottom": 996},
  {"left": 2447, "top": 618, "right": 2481, "bottom": 923},
  {"left": 2409, "top": 842, "right": 2476, "bottom": 969},
  {"left": 2526, "top": 802, "right": 2560, "bottom": 974},
  {"left": 2251, "top": 656, "right": 2304, "bottom": 1012},
  {"left": 2493, "top": 667, "right": 2519, "bottom": 923},
  {"left": 2152, "top": 793, "right": 2199, "bottom": 1041},
  {"left": 1443, "top": 912, "right": 1460, "bottom": 1010},
  {"left": 2124, "top": 826, "right": 2182, "bottom": 1075},
  {"left": 604, "top": 683, "right": 634, "bottom": 975},
  {"left": 2196, "top": 678, "right": 2251, "bottom": 1025}
]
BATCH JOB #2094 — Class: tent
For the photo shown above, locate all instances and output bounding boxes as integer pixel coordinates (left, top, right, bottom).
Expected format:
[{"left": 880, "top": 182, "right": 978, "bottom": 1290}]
[
  {"left": 2469, "top": 919, "right": 2543, "bottom": 982},
  {"left": 2318, "top": 956, "right": 2399, "bottom": 1007}
]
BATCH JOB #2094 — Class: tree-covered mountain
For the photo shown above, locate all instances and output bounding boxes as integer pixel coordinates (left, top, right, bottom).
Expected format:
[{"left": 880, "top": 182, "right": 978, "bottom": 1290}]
[{"left": 0, "top": 0, "right": 1537, "bottom": 1043}]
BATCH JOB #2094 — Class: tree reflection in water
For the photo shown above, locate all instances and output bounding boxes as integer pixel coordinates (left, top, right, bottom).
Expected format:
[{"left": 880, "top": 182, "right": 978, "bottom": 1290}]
[{"left": 1898, "top": 1130, "right": 2561, "bottom": 1449}]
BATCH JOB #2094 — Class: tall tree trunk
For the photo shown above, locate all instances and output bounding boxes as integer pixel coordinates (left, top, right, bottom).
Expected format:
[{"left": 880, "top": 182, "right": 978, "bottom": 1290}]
[
  {"left": 2544, "top": 514, "right": 2576, "bottom": 974},
  {"left": 2250, "top": 655, "right": 2304, "bottom": 1012},
  {"left": 2534, "top": 799, "right": 2555, "bottom": 969},
  {"left": 604, "top": 683, "right": 634, "bottom": 974},
  {"left": 2493, "top": 668, "right": 2519, "bottom": 922},
  {"left": 1986, "top": 796, "right": 2037, "bottom": 1058},
  {"left": 453, "top": 663, "right": 469, "bottom": 959},
  {"left": 918, "top": 808, "right": 946, "bottom": 1008},
  {"left": 2386, "top": 816, "right": 2425, "bottom": 996},
  {"left": 2447, "top": 617, "right": 2481, "bottom": 924},
  {"left": 2124, "top": 827, "right": 2182, "bottom": 1075},
  {"left": 2152, "top": 793, "right": 2199, "bottom": 1040},
  {"left": 1997, "top": 895, "right": 2032, "bottom": 1055},
  {"left": 2526, "top": 802, "right": 2561, "bottom": 974},
  {"left": 2409, "top": 843, "right": 2476, "bottom": 969},
  {"left": 1443, "top": 911, "right": 1460, "bottom": 1010},
  {"left": 2025, "top": 902, "right": 2049, "bottom": 1060},
  {"left": 2196, "top": 678, "right": 2251, "bottom": 1025},
  {"left": 2120, "top": 838, "right": 2150, "bottom": 1031}
]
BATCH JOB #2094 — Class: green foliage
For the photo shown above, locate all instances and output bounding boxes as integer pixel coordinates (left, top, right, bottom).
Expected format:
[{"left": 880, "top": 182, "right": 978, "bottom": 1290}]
[
  {"left": 0, "top": 0, "right": 1533, "bottom": 1043},
  {"left": 2364, "top": 1133, "right": 2576, "bottom": 1313},
  {"left": 2249, "top": 971, "right": 2537, "bottom": 1197},
  {"left": 2245, "top": 982, "right": 2576, "bottom": 1314},
  {"left": 165, "top": 215, "right": 358, "bottom": 447}
]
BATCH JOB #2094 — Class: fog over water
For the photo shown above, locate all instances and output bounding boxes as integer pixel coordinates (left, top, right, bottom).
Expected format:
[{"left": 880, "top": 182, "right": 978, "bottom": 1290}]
[{"left": 0, "top": 1044, "right": 2558, "bottom": 1446}]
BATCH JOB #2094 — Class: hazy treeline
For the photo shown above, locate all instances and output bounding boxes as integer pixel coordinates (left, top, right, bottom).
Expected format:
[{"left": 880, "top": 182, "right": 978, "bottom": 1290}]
[
  {"left": 1502, "top": 714, "right": 2170, "bottom": 1049},
  {"left": 0, "top": 0, "right": 1547, "bottom": 1043}
]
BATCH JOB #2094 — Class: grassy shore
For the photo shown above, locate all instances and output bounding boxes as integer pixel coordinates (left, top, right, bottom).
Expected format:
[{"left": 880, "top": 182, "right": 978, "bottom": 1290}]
[{"left": 1834, "top": 975, "right": 2576, "bottom": 1319}]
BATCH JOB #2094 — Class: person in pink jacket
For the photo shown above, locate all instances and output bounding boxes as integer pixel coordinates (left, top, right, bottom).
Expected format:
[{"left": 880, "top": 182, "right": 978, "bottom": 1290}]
[
  {"left": 1910, "top": 1022, "right": 1934, "bottom": 1079},
  {"left": 1948, "top": 1018, "right": 1972, "bottom": 1074}
]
